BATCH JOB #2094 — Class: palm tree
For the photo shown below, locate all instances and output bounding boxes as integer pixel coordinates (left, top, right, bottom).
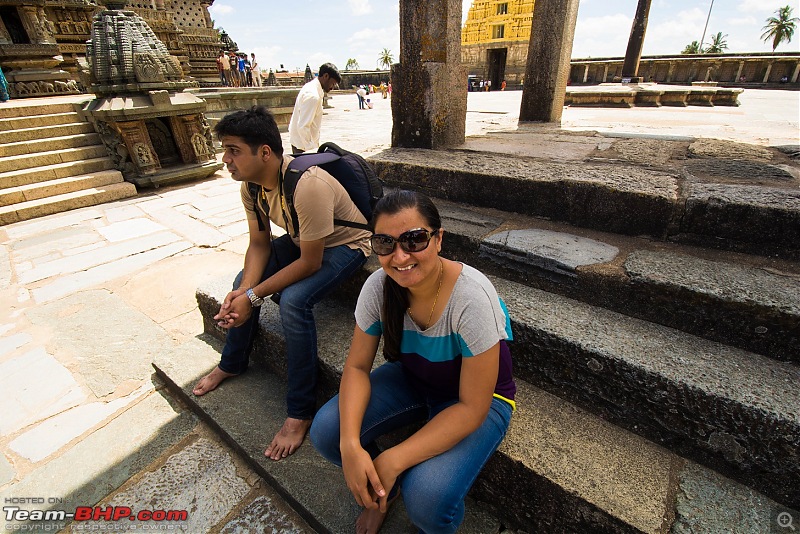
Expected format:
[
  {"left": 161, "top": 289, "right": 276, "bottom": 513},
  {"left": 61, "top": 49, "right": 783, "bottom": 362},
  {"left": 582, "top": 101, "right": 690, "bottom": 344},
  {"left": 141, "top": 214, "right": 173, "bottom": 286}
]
[
  {"left": 377, "top": 48, "right": 394, "bottom": 70},
  {"left": 682, "top": 40, "right": 702, "bottom": 54},
  {"left": 761, "top": 5, "right": 799, "bottom": 51},
  {"left": 345, "top": 58, "right": 359, "bottom": 71},
  {"left": 704, "top": 32, "right": 728, "bottom": 53}
]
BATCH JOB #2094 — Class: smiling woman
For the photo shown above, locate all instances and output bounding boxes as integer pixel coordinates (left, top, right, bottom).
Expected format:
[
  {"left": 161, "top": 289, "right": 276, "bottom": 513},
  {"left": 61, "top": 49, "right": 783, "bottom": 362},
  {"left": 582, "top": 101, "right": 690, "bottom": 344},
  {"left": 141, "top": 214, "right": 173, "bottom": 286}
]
[{"left": 310, "top": 189, "right": 517, "bottom": 534}]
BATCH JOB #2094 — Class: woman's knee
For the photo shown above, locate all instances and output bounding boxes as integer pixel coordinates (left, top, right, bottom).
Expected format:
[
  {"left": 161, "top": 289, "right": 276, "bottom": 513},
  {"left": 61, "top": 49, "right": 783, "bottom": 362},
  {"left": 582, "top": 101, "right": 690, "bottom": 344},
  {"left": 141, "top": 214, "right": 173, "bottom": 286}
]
[{"left": 402, "top": 486, "right": 462, "bottom": 534}]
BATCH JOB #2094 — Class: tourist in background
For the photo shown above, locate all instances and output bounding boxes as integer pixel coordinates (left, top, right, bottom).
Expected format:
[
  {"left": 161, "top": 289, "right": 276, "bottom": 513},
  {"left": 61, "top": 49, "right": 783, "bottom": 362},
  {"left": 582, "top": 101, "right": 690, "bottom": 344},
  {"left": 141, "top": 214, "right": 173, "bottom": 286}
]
[
  {"left": 310, "top": 189, "right": 516, "bottom": 534},
  {"left": 217, "top": 51, "right": 229, "bottom": 87},
  {"left": 288, "top": 62, "right": 341, "bottom": 153},
  {"left": 251, "top": 53, "right": 262, "bottom": 87}
]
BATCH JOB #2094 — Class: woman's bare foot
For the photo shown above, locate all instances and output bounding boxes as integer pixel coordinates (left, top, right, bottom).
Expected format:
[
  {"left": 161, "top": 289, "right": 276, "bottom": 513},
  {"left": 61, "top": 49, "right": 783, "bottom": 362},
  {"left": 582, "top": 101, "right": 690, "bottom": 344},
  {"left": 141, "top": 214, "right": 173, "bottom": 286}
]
[
  {"left": 355, "top": 491, "right": 398, "bottom": 534},
  {"left": 264, "top": 417, "right": 312, "bottom": 460},
  {"left": 192, "top": 366, "right": 237, "bottom": 396}
]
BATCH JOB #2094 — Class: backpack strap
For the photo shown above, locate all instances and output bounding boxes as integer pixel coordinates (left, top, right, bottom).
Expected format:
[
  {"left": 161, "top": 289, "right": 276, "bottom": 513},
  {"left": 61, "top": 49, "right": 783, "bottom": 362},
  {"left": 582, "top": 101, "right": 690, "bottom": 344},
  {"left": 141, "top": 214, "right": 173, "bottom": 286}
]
[
  {"left": 248, "top": 182, "right": 267, "bottom": 232},
  {"left": 283, "top": 152, "right": 341, "bottom": 238}
]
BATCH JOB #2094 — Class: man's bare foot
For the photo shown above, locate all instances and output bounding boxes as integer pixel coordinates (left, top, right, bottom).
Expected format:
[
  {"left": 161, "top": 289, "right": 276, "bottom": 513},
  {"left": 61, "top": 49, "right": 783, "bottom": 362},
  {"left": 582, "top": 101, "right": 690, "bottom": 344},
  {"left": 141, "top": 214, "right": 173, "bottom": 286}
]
[
  {"left": 192, "top": 366, "right": 237, "bottom": 396},
  {"left": 264, "top": 417, "right": 312, "bottom": 460}
]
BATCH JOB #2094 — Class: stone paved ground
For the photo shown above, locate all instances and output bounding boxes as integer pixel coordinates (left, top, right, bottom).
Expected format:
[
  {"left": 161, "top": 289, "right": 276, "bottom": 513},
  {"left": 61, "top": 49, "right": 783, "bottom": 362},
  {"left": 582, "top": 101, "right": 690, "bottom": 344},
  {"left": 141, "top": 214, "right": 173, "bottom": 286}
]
[{"left": 0, "top": 88, "right": 797, "bottom": 532}]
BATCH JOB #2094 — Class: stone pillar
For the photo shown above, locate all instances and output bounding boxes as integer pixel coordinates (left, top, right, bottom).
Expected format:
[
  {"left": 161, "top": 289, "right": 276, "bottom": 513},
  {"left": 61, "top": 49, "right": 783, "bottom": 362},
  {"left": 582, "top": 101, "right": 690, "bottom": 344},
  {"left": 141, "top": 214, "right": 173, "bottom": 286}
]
[
  {"left": 666, "top": 61, "right": 675, "bottom": 83},
  {"left": 519, "top": 0, "right": 580, "bottom": 123},
  {"left": 602, "top": 64, "right": 609, "bottom": 83},
  {"left": 392, "top": 0, "right": 466, "bottom": 149},
  {"left": 735, "top": 61, "right": 745, "bottom": 82},
  {"left": 762, "top": 61, "right": 773, "bottom": 83},
  {"left": 791, "top": 63, "right": 800, "bottom": 83},
  {"left": 582, "top": 64, "right": 589, "bottom": 83},
  {"left": 621, "top": 0, "right": 652, "bottom": 80}
]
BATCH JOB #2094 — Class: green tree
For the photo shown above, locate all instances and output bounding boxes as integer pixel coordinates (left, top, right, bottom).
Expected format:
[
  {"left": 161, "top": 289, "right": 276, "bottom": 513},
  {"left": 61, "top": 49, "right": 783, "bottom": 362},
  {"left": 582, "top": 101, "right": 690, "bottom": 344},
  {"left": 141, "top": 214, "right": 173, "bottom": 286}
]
[
  {"left": 345, "top": 58, "right": 359, "bottom": 71},
  {"left": 704, "top": 32, "right": 728, "bottom": 53},
  {"left": 761, "top": 5, "right": 799, "bottom": 51},
  {"left": 682, "top": 40, "right": 702, "bottom": 54},
  {"left": 377, "top": 48, "right": 394, "bottom": 70}
]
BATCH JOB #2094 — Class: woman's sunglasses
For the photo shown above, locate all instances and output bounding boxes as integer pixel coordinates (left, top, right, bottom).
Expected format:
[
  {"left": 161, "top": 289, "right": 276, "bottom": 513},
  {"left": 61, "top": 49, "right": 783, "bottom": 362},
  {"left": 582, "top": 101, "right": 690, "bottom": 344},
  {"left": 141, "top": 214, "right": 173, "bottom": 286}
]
[{"left": 370, "top": 228, "right": 439, "bottom": 256}]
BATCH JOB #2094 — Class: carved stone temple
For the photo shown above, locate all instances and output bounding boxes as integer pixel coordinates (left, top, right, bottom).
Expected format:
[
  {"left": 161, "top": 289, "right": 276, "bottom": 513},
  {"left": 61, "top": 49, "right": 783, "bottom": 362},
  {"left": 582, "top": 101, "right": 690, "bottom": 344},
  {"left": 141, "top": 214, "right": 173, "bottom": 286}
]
[
  {"left": 0, "top": 0, "right": 228, "bottom": 99},
  {"left": 80, "top": 0, "right": 221, "bottom": 187}
]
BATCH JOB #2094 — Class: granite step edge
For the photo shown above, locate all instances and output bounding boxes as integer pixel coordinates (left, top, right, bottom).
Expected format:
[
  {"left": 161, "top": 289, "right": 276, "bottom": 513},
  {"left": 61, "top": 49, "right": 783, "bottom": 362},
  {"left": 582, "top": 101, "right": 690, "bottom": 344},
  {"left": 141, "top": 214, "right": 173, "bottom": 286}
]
[{"left": 436, "top": 196, "right": 800, "bottom": 362}]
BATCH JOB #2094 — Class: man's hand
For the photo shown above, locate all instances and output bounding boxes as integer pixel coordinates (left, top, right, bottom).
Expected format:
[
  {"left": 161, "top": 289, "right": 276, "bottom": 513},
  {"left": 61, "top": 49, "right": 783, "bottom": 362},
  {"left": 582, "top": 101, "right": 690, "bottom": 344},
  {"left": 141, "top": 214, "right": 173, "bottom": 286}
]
[{"left": 214, "top": 288, "right": 251, "bottom": 329}]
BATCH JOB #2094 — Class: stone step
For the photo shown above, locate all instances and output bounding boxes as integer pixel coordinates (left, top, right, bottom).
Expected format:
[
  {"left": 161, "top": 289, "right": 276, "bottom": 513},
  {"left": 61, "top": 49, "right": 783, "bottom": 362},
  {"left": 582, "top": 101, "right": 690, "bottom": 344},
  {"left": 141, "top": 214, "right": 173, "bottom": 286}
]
[
  {"left": 0, "top": 132, "right": 102, "bottom": 158},
  {"left": 0, "top": 145, "right": 108, "bottom": 175},
  {"left": 433, "top": 197, "right": 800, "bottom": 362},
  {"left": 0, "top": 169, "right": 125, "bottom": 207},
  {"left": 368, "top": 145, "right": 800, "bottom": 260},
  {"left": 0, "top": 157, "right": 116, "bottom": 188},
  {"left": 0, "top": 102, "right": 79, "bottom": 120},
  {"left": 0, "top": 111, "right": 85, "bottom": 131},
  {"left": 0, "top": 181, "right": 137, "bottom": 225},
  {"left": 0, "top": 121, "right": 95, "bottom": 145},
  {"left": 182, "top": 282, "right": 793, "bottom": 532}
]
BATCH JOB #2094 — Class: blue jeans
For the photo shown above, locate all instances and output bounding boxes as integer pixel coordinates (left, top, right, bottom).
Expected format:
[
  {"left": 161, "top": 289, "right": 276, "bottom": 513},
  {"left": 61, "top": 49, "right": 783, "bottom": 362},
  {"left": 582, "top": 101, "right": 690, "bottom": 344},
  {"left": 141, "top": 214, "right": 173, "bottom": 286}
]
[
  {"left": 309, "top": 362, "right": 513, "bottom": 534},
  {"left": 219, "top": 234, "right": 366, "bottom": 419}
]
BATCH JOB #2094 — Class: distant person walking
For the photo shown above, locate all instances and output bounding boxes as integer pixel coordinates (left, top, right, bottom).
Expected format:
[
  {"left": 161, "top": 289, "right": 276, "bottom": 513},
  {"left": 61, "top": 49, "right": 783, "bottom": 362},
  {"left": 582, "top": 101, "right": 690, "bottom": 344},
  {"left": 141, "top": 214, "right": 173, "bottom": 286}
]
[
  {"left": 288, "top": 62, "right": 341, "bottom": 153},
  {"left": 356, "top": 85, "right": 367, "bottom": 110}
]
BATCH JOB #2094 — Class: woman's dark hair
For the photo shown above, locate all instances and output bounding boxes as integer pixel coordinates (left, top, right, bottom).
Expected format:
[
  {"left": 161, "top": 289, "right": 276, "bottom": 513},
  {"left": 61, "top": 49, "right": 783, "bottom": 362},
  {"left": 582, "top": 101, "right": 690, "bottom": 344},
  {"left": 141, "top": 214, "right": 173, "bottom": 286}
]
[
  {"left": 213, "top": 105, "right": 283, "bottom": 157},
  {"left": 372, "top": 190, "right": 442, "bottom": 362}
]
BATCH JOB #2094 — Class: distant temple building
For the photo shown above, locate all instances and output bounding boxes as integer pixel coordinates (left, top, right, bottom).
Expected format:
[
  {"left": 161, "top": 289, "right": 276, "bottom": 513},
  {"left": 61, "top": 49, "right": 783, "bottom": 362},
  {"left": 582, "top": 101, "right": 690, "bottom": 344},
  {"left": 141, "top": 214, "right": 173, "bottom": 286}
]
[{"left": 461, "top": 0, "right": 534, "bottom": 88}]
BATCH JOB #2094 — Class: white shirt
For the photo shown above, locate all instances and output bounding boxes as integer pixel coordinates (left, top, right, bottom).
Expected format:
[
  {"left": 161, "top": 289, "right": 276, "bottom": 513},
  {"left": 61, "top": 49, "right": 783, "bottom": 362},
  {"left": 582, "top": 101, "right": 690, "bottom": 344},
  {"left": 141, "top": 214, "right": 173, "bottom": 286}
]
[{"left": 288, "top": 77, "right": 324, "bottom": 152}]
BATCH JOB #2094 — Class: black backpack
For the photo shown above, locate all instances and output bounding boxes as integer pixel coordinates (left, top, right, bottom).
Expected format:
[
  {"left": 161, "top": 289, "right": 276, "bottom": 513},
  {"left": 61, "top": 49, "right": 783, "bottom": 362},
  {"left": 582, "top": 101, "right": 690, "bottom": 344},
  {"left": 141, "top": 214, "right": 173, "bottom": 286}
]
[{"left": 250, "top": 142, "right": 383, "bottom": 238}]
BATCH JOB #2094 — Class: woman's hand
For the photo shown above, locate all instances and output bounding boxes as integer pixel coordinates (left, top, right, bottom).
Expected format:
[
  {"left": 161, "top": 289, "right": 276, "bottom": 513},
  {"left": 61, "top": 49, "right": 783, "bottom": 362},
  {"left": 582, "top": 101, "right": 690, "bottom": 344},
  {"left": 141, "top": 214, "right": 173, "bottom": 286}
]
[
  {"left": 372, "top": 451, "right": 401, "bottom": 512},
  {"left": 342, "top": 446, "right": 386, "bottom": 509}
]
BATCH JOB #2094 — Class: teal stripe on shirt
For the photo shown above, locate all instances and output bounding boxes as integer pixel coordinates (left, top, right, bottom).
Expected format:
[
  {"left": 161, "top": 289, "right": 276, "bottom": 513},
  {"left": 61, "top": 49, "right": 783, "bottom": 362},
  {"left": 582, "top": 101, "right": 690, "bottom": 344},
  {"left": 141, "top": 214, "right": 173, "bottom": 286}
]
[{"left": 400, "top": 330, "right": 475, "bottom": 360}]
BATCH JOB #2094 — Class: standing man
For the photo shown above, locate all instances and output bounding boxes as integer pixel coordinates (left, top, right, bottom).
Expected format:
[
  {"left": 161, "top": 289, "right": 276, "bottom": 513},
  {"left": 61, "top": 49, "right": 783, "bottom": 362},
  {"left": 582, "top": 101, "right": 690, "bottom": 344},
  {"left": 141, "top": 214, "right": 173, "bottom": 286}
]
[
  {"left": 193, "top": 106, "right": 370, "bottom": 461},
  {"left": 251, "top": 53, "right": 262, "bottom": 87},
  {"left": 288, "top": 62, "right": 341, "bottom": 153},
  {"left": 217, "top": 50, "right": 228, "bottom": 86}
]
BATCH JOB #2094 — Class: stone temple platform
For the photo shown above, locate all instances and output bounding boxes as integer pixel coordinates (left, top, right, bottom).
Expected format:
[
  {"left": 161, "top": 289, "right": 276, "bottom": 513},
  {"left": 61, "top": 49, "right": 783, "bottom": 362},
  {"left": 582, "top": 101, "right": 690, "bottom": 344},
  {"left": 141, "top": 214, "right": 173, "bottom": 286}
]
[{"left": 565, "top": 82, "right": 743, "bottom": 107}]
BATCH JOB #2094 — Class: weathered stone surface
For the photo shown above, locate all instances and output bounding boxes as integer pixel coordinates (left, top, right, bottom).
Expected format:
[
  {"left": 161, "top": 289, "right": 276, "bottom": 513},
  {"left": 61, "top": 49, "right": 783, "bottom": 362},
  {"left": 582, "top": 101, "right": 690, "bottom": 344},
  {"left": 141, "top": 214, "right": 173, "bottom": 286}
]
[
  {"left": 605, "top": 137, "right": 688, "bottom": 167},
  {"left": 25, "top": 289, "right": 179, "bottom": 397},
  {"left": 9, "top": 384, "right": 153, "bottom": 462},
  {"left": 481, "top": 229, "right": 619, "bottom": 277},
  {"left": 689, "top": 138, "right": 774, "bottom": 161},
  {"left": 0, "top": 347, "right": 85, "bottom": 436},
  {"left": 624, "top": 249, "right": 800, "bottom": 362},
  {"left": 685, "top": 158, "right": 796, "bottom": 184},
  {"left": 672, "top": 462, "right": 775, "bottom": 533},
  {"left": 369, "top": 148, "right": 678, "bottom": 238},
  {"left": 681, "top": 182, "right": 800, "bottom": 257},
  {"left": 219, "top": 495, "right": 309, "bottom": 534},
  {"left": 0, "top": 390, "right": 197, "bottom": 519},
  {"left": 89, "top": 438, "right": 250, "bottom": 532},
  {"left": 492, "top": 275, "right": 800, "bottom": 508},
  {"left": 0, "top": 454, "right": 15, "bottom": 486}
]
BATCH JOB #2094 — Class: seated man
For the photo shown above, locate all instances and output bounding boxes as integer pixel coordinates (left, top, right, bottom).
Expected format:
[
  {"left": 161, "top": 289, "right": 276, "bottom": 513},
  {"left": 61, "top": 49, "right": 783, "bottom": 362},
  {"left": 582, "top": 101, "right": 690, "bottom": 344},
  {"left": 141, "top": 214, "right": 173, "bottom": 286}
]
[{"left": 193, "top": 106, "right": 371, "bottom": 460}]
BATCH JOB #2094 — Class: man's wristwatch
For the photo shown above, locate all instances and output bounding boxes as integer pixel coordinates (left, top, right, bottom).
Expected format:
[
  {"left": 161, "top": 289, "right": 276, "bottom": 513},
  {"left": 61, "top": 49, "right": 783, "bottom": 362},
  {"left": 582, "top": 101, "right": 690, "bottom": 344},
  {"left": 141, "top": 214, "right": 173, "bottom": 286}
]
[{"left": 246, "top": 288, "right": 265, "bottom": 307}]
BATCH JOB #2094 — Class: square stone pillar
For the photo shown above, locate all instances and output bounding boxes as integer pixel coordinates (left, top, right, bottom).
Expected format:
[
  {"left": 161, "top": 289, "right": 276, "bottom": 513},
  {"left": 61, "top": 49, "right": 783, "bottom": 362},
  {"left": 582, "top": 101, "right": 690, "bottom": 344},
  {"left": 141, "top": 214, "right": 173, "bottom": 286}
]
[
  {"left": 519, "top": 0, "right": 580, "bottom": 123},
  {"left": 392, "top": 0, "right": 466, "bottom": 149}
]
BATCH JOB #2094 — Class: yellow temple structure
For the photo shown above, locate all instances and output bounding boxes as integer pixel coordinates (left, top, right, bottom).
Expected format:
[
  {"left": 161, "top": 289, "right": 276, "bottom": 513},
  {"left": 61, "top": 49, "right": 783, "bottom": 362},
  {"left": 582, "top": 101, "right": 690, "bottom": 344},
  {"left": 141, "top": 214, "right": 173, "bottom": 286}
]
[{"left": 461, "top": 0, "right": 535, "bottom": 89}]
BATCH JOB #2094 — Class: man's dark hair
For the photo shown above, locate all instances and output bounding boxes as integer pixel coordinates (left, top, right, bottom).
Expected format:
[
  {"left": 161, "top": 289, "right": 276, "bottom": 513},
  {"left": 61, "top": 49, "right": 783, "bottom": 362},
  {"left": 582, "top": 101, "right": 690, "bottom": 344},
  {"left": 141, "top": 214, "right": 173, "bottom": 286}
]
[
  {"left": 318, "top": 62, "right": 341, "bottom": 83},
  {"left": 213, "top": 106, "right": 283, "bottom": 157}
]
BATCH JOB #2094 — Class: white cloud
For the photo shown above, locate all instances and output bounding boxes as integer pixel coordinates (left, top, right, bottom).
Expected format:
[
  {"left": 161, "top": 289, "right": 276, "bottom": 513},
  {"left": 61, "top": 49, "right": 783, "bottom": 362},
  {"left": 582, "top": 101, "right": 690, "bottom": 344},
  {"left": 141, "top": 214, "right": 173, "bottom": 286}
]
[
  {"left": 736, "top": 0, "right": 774, "bottom": 15},
  {"left": 572, "top": 14, "right": 631, "bottom": 58},
  {"left": 209, "top": 3, "right": 234, "bottom": 16},
  {"left": 349, "top": 0, "right": 373, "bottom": 16},
  {"left": 346, "top": 26, "right": 399, "bottom": 70}
]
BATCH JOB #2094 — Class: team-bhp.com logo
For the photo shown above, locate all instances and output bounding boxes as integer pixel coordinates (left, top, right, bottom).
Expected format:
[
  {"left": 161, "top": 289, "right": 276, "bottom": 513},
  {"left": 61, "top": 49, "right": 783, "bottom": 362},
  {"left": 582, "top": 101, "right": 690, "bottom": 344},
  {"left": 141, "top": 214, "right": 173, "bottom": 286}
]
[{"left": 4, "top": 504, "right": 188, "bottom": 531}]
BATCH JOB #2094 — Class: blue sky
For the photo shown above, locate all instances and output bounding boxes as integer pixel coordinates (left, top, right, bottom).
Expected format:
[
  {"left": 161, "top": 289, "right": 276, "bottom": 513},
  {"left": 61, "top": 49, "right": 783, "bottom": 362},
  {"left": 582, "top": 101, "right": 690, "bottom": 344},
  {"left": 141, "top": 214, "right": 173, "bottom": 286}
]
[{"left": 208, "top": 0, "right": 800, "bottom": 74}]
